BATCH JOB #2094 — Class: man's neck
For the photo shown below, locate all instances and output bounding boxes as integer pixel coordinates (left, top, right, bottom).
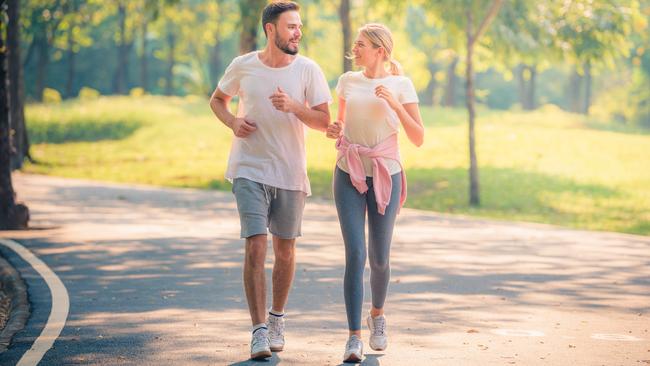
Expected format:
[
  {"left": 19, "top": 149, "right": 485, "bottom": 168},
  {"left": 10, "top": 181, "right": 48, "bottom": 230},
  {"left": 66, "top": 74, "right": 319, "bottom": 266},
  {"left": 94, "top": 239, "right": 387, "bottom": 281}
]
[{"left": 258, "top": 45, "right": 296, "bottom": 68}]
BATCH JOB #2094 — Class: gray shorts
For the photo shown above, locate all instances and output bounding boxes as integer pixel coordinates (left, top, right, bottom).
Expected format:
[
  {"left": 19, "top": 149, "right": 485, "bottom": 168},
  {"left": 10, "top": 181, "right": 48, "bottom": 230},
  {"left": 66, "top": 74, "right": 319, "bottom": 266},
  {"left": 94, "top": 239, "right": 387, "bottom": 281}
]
[{"left": 232, "top": 178, "right": 307, "bottom": 239}]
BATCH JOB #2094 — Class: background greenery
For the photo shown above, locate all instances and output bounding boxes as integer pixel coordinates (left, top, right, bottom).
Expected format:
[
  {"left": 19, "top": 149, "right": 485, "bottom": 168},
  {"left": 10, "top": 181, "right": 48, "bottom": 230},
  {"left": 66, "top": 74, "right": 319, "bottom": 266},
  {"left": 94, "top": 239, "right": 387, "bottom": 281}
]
[
  {"left": 24, "top": 96, "right": 650, "bottom": 235},
  {"left": 13, "top": 0, "right": 650, "bottom": 235}
]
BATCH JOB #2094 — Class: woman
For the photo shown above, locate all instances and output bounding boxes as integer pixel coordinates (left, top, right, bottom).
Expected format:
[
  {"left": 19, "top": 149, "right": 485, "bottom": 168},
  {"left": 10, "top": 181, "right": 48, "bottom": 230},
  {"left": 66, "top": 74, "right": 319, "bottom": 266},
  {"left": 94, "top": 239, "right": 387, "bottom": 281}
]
[{"left": 326, "top": 23, "right": 424, "bottom": 363}]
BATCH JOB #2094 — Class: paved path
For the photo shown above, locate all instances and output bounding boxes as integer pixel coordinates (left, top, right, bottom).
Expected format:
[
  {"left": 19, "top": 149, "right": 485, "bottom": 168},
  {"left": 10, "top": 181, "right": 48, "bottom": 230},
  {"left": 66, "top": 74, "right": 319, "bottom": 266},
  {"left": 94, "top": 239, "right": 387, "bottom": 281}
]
[{"left": 0, "top": 173, "right": 648, "bottom": 365}]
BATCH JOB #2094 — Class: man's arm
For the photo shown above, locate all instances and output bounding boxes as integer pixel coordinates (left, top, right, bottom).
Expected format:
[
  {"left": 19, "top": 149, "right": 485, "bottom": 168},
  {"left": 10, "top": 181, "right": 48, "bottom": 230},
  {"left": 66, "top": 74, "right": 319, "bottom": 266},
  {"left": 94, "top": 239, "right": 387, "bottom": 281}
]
[
  {"left": 269, "top": 87, "right": 330, "bottom": 132},
  {"left": 210, "top": 87, "right": 257, "bottom": 138}
]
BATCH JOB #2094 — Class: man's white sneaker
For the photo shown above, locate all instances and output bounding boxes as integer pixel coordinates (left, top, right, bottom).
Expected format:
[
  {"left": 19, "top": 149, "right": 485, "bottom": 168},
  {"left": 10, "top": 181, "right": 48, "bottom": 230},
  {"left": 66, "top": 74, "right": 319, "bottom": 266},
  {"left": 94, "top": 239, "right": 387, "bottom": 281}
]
[
  {"left": 343, "top": 335, "right": 363, "bottom": 363},
  {"left": 367, "top": 314, "right": 388, "bottom": 351},
  {"left": 250, "top": 328, "right": 272, "bottom": 360},
  {"left": 267, "top": 313, "right": 285, "bottom": 352}
]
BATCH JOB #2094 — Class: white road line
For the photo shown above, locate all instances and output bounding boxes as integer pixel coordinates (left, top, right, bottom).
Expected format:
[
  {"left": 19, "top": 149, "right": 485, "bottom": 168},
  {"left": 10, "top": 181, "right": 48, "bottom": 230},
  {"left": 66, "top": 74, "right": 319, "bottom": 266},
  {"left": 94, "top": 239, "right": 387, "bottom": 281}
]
[{"left": 0, "top": 238, "right": 70, "bottom": 366}]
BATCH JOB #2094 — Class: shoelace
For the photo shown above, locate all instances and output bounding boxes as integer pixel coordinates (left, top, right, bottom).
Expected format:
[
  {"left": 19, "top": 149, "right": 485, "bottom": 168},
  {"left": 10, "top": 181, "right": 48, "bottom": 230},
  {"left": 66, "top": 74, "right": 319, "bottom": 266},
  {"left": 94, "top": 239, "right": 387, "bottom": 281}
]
[
  {"left": 268, "top": 318, "right": 284, "bottom": 340},
  {"left": 347, "top": 336, "right": 362, "bottom": 351},
  {"left": 373, "top": 317, "right": 386, "bottom": 336},
  {"left": 252, "top": 330, "right": 268, "bottom": 346}
]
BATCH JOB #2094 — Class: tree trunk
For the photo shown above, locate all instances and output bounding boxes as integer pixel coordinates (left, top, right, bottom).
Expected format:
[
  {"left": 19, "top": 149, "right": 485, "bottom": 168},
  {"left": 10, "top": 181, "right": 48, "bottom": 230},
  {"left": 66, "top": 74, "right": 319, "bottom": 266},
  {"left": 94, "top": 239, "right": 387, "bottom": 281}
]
[
  {"left": 515, "top": 64, "right": 525, "bottom": 108},
  {"left": 422, "top": 61, "right": 439, "bottom": 106},
  {"left": 165, "top": 23, "right": 175, "bottom": 96},
  {"left": 568, "top": 67, "right": 582, "bottom": 113},
  {"left": 209, "top": 2, "right": 224, "bottom": 88},
  {"left": 35, "top": 36, "right": 49, "bottom": 102},
  {"left": 525, "top": 65, "right": 537, "bottom": 110},
  {"left": 65, "top": 23, "right": 76, "bottom": 98},
  {"left": 113, "top": 2, "right": 128, "bottom": 95},
  {"left": 466, "top": 10, "right": 480, "bottom": 207},
  {"left": 443, "top": 55, "right": 459, "bottom": 107},
  {"left": 8, "top": 0, "right": 28, "bottom": 170},
  {"left": 140, "top": 19, "right": 148, "bottom": 91},
  {"left": 210, "top": 39, "right": 223, "bottom": 88},
  {"left": 339, "top": 0, "right": 352, "bottom": 73},
  {"left": 582, "top": 61, "right": 591, "bottom": 115},
  {"left": 22, "top": 38, "right": 35, "bottom": 69},
  {"left": 239, "top": 0, "right": 266, "bottom": 54},
  {"left": 0, "top": 17, "right": 15, "bottom": 228},
  {"left": 0, "top": 6, "right": 29, "bottom": 230}
]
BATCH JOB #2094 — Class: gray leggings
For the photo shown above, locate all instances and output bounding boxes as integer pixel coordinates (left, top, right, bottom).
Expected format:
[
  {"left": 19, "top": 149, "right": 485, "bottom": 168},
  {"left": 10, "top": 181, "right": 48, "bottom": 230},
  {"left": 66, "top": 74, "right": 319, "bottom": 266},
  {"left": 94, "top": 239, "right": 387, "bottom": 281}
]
[{"left": 333, "top": 166, "right": 401, "bottom": 331}]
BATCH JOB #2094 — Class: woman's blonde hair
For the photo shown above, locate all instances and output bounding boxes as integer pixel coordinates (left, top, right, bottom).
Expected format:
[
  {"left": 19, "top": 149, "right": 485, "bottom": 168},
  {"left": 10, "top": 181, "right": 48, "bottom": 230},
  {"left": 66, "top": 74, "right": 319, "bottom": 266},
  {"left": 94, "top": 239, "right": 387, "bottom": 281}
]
[{"left": 358, "top": 23, "right": 403, "bottom": 76}]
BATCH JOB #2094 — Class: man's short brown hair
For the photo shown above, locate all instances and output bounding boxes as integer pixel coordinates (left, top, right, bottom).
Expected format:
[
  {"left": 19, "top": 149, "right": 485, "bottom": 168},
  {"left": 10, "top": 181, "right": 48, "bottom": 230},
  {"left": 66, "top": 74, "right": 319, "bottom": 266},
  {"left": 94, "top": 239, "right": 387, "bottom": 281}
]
[{"left": 262, "top": 1, "right": 300, "bottom": 37}]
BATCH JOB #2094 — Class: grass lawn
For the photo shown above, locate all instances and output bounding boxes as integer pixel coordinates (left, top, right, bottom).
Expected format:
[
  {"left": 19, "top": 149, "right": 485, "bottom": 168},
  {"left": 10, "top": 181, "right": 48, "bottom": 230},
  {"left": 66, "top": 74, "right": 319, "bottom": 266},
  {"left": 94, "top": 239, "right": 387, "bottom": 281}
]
[{"left": 24, "top": 95, "right": 650, "bottom": 235}]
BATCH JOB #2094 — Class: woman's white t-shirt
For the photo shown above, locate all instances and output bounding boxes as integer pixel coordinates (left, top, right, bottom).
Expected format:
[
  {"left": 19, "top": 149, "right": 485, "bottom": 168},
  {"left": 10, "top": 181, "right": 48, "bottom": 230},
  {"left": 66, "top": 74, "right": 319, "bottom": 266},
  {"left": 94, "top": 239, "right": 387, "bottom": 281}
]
[
  {"left": 335, "top": 71, "right": 419, "bottom": 177},
  {"left": 218, "top": 51, "right": 332, "bottom": 195}
]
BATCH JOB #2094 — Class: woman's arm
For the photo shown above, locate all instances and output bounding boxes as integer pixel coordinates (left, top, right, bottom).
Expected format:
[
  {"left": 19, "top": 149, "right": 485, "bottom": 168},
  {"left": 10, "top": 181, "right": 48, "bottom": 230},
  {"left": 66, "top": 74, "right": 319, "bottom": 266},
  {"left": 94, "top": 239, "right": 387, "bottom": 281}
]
[
  {"left": 375, "top": 86, "right": 424, "bottom": 147},
  {"left": 394, "top": 103, "right": 424, "bottom": 147}
]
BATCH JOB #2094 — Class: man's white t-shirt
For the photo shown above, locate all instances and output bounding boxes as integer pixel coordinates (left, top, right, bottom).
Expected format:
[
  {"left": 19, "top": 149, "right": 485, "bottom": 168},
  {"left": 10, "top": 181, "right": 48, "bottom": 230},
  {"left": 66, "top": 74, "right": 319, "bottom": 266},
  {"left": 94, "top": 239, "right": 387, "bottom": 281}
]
[
  {"left": 335, "top": 71, "right": 419, "bottom": 177},
  {"left": 218, "top": 51, "right": 332, "bottom": 196}
]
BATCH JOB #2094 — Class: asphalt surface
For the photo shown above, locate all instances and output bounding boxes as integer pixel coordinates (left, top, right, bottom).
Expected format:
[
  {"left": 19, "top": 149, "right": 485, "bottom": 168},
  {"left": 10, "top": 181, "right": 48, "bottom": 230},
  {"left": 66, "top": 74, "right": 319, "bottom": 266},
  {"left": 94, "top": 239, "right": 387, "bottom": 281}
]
[{"left": 0, "top": 173, "right": 648, "bottom": 365}]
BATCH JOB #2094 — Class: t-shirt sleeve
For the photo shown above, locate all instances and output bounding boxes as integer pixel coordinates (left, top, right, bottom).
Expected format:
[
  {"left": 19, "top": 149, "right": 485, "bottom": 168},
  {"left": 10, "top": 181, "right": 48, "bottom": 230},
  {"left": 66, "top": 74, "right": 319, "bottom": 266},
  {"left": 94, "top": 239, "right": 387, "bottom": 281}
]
[
  {"left": 305, "top": 62, "right": 333, "bottom": 107},
  {"left": 335, "top": 73, "right": 347, "bottom": 100},
  {"left": 217, "top": 57, "right": 241, "bottom": 97},
  {"left": 398, "top": 77, "right": 419, "bottom": 104}
]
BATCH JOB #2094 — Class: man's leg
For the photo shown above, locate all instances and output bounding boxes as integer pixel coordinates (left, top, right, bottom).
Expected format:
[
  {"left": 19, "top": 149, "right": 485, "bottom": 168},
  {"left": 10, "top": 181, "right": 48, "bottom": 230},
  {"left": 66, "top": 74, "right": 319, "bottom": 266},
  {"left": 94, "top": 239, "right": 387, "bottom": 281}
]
[
  {"left": 271, "top": 236, "right": 296, "bottom": 313},
  {"left": 266, "top": 187, "right": 305, "bottom": 352},
  {"left": 243, "top": 234, "right": 268, "bottom": 325}
]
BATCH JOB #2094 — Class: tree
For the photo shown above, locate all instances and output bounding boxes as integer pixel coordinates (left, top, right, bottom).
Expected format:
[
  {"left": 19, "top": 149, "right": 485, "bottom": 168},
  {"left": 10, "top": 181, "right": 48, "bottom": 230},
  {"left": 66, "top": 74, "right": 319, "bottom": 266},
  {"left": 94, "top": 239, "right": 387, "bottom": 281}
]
[
  {"left": 552, "top": 0, "right": 640, "bottom": 114},
  {"left": 425, "top": 0, "right": 504, "bottom": 206},
  {"left": 1, "top": 0, "right": 29, "bottom": 230},
  {"left": 339, "top": 0, "right": 352, "bottom": 73},
  {"left": 465, "top": 2, "right": 503, "bottom": 206},
  {"left": 406, "top": 7, "right": 449, "bottom": 106},
  {"left": 490, "top": 1, "right": 558, "bottom": 111},
  {"left": 7, "top": 0, "right": 29, "bottom": 169},
  {"left": 113, "top": 1, "right": 130, "bottom": 94},
  {"left": 238, "top": 0, "right": 265, "bottom": 54},
  {"left": 24, "top": 0, "right": 67, "bottom": 101}
]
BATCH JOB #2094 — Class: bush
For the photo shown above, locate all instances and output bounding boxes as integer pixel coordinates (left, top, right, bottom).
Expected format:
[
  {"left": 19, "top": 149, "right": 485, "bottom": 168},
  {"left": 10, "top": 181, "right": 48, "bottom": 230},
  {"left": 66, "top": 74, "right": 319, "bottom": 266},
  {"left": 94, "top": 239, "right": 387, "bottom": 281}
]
[
  {"left": 78, "top": 87, "right": 101, "bottom": 100},
  {"left": 43, "top": 88, "right": 62, "bottom": 104},
  {"left": 129, "top": 87, "right": 145, "bottom": 97}
]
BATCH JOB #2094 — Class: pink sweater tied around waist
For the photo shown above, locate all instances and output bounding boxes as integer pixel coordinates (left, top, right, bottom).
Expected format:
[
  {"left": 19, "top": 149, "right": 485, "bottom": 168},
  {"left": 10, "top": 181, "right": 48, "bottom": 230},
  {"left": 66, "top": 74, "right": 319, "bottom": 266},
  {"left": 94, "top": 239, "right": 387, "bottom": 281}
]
[{"left": 335, "top": 134, "right": 407, "bottom": 215}]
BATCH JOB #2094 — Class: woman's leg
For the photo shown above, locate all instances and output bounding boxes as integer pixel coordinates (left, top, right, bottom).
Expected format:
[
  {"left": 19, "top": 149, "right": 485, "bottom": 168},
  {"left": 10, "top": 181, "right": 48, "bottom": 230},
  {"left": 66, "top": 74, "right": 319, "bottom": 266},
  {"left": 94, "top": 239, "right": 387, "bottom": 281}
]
[
  {"left": 333, "top": 167, "right": 368, "bottom": 334},
  {"left": 366, "top": 172, "right": 402, "bottom": 314}
]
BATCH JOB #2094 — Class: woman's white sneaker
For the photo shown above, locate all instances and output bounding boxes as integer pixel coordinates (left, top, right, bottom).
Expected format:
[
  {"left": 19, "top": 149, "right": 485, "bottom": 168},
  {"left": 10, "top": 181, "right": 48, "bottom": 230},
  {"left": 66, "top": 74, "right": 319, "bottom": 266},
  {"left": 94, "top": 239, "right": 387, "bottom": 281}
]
[
  {"left": 343, "top": 335, "right": 363, "bottom": 363},
  {"left": 367, "top": 314, "right": 388, "bottom": 351}
]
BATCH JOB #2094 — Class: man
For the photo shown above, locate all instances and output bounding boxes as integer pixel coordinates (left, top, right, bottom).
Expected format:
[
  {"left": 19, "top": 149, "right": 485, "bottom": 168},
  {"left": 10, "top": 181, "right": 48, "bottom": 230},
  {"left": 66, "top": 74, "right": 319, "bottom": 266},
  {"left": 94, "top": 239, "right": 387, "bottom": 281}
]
[{"left": 209, "top": 1, "right": 331, "bottom": 361}]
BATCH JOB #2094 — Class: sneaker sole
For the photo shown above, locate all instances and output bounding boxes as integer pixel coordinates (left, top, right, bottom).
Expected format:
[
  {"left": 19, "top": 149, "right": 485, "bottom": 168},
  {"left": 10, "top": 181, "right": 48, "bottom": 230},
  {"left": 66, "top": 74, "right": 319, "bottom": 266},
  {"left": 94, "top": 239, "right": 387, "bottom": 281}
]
[
  {"left": 369, "top": 340, "right": 387, "bottom": 351},
  {"left": 343, "top": 353, "right": 362, "bottom": 363},
  {"left": 270, "top": 345, "right": 284, "bottom": 352},
  {"left": 250, "top": 350, "right": 272, "bottom": 360}
]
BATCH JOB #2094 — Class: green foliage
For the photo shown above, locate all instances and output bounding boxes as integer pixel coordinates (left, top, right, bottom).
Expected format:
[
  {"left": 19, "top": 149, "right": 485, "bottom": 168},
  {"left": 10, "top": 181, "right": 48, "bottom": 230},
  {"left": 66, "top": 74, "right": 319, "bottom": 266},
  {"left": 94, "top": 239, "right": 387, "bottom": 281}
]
[
  {"left": 29, "top": 119, "right": 142, "bottom": 144},
  {"left": 78, "top": 86, "right": 100, "bottom": 100},
  {"left": 129, "top": 87, "right": 145, "bottom": 97},
  {"left": 42, "top": 88, "right": 62, "bottom": 103}
]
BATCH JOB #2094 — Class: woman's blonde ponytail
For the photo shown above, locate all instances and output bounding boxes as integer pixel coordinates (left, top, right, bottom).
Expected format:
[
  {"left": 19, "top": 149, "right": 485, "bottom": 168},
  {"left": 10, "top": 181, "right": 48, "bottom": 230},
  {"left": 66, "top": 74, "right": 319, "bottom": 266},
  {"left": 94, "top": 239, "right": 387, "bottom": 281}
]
[{"left": 388, "top": 58, "right": 403, "bottom": 76}]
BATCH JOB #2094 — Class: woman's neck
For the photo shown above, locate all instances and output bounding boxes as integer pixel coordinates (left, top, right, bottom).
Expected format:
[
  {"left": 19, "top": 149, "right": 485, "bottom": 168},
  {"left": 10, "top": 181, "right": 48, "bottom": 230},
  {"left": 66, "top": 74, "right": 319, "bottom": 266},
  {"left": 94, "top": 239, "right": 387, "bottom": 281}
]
[{"left": 363, "top": 61, "right": 388, "bottom": 79}]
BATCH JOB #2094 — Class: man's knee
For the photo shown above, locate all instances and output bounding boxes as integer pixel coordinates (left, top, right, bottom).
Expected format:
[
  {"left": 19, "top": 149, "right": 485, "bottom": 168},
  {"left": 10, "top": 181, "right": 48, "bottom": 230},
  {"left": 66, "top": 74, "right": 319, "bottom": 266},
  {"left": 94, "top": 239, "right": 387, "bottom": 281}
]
[
  {"left": 245, "top": 235, "right": 267, "bottom": 268},
  {"left": 274, "top": 239, "right": 295, "bottom": 263}
]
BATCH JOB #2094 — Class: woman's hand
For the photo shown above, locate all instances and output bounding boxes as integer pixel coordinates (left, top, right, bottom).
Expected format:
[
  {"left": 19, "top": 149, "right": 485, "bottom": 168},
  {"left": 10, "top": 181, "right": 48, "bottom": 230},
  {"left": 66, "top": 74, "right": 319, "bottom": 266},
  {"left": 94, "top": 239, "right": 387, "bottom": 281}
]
[
  {"left": 375, "top": 85, "right": 400, "bottom": 111},
  {"left": 326, "top": 121, "right": 343, "bottom": 139}
]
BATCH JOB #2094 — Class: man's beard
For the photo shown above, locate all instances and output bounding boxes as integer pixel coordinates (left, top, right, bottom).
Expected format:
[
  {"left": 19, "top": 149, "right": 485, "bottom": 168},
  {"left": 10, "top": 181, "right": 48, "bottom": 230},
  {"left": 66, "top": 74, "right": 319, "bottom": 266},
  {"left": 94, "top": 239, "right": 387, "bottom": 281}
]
[{"left": 275, "top": 37, "right": 299, "bottom": 55}]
